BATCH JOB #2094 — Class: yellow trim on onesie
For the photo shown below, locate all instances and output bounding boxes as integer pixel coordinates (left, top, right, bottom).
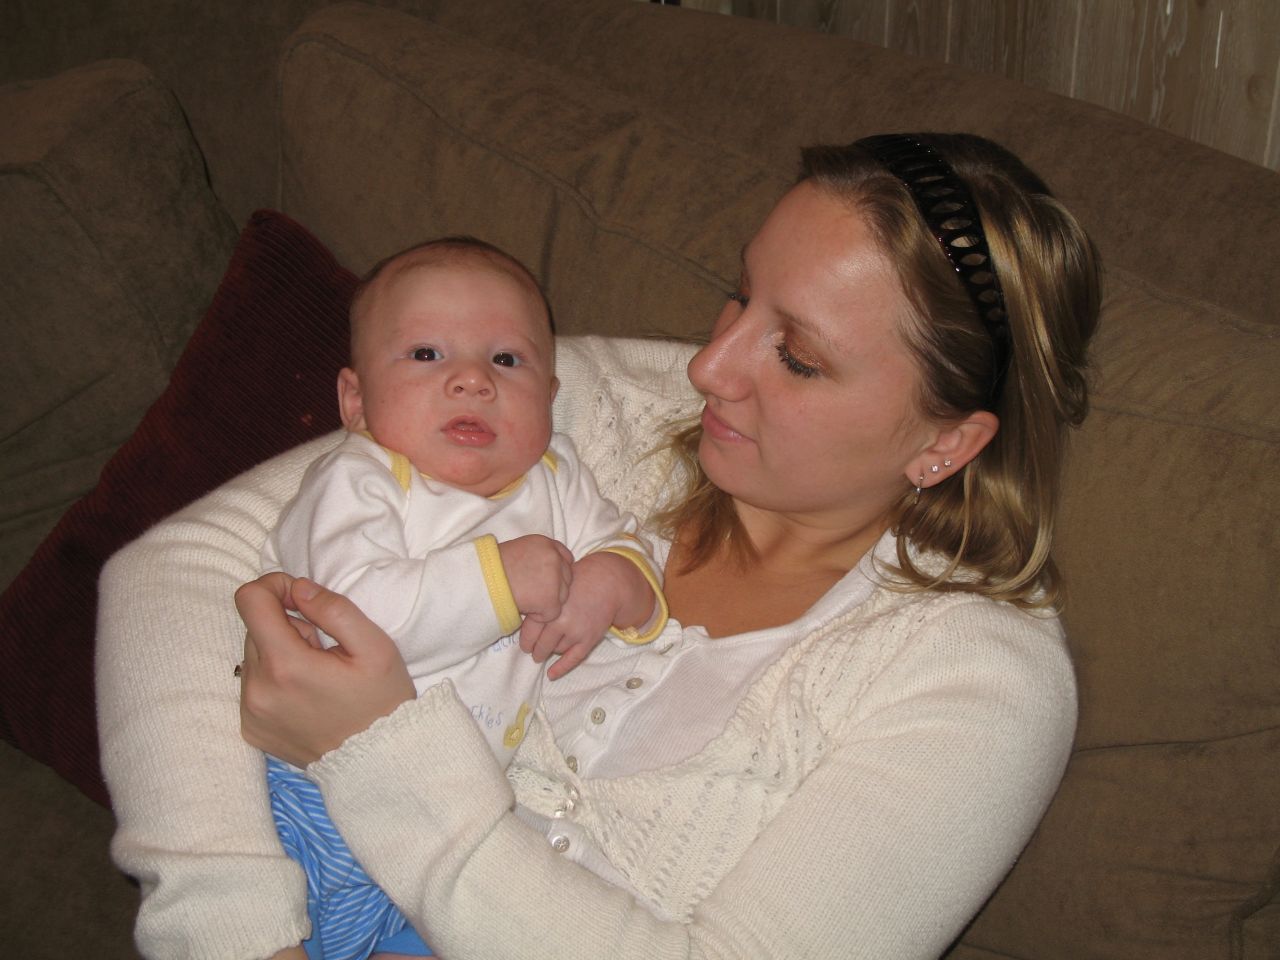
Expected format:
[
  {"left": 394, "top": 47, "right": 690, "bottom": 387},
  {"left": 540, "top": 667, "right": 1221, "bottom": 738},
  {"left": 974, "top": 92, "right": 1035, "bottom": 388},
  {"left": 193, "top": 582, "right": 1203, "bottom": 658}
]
[
  {"left": 487, "top": 474, "right": 526, "bottom": 500},
  {"left": 486, "top": 450, "right": 558, "bottom": 499},
  {"left": 503, "top": 702, "right": 532, "bottom": 749},
  {"left": 474, "top": 534, "right": 523, "bottom": 636},
  {"left": 358, "top": 431, "right": 414, "bottom": 493},
  {"left": 385, "top": 450, "right": 414, "bottom": 493},
  {"left": 598, "top": 546, "right": 669, "bottom": 645}
]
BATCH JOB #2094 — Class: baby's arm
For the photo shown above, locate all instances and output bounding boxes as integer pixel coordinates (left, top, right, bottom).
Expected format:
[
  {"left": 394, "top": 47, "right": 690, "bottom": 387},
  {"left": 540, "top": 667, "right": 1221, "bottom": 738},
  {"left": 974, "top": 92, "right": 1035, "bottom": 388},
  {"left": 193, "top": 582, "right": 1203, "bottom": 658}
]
[{"left": 269, "top": 441, "right": 540, "bottom": 677}]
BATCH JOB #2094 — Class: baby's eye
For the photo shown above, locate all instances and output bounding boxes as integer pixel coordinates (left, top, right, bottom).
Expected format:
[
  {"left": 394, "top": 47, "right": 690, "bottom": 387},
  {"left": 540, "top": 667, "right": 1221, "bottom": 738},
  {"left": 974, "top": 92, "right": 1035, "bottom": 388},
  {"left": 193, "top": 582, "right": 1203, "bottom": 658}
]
[
  {"left": 492, "top": 352, "right": 520, "bottom": 368},
  {"left": 727, "top": 291, "right": 749, "bottom": 308},
  {"left": 412, "top": 347, "right": 442, "bottom": 362}
]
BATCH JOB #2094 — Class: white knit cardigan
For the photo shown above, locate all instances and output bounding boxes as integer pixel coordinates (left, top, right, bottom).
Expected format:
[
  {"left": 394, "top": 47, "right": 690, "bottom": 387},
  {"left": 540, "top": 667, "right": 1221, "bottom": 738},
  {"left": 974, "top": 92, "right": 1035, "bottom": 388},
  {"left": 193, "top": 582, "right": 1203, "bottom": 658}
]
[{"left": 97, "top": 336, "right": 1076, "bottom": 960}]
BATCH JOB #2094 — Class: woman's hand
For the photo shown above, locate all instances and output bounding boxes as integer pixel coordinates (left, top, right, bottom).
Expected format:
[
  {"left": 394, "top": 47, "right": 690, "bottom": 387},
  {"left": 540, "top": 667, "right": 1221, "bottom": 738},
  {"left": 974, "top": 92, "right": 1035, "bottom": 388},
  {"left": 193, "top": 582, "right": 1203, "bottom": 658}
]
[{"left": 235, "top": 573, "right": 416, "bottom": 767}]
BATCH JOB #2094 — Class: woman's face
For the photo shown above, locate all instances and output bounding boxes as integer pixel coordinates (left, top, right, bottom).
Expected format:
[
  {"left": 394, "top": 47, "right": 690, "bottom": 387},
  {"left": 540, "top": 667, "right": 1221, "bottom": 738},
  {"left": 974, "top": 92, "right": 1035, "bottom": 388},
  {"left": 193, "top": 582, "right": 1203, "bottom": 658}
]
[{"left": 687, "top": 181, "right": 933, "bottom": 533}]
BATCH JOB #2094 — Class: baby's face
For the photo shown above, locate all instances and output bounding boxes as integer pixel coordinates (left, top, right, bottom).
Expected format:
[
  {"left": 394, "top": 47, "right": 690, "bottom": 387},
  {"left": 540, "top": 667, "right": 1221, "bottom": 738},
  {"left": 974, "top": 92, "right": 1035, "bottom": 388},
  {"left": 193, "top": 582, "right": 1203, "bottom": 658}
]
[{"left": 340, "top": 258, "right": 557, "bottom": 496}]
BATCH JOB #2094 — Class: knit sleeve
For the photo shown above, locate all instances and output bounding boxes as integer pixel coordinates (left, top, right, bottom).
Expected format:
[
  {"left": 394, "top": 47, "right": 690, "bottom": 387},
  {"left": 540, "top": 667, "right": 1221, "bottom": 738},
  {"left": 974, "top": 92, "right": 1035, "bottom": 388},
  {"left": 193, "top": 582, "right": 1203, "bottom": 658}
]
[
  {"left": 309, "top": 597, "right": 1077, "bottom": 960},
  {"left": 96, "top": 432, "right": 343, "bottom": 959}
]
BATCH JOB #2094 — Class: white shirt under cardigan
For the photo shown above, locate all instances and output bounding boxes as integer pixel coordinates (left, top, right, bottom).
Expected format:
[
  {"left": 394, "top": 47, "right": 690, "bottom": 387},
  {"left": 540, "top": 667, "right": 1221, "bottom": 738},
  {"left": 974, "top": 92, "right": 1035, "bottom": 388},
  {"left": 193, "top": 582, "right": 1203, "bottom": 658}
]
[
  {"left": 262, "top": 430, "right": 663, "bottom": 764},
  {"left": 96, "top": 336, "right": 1077, "bottom": 960}
]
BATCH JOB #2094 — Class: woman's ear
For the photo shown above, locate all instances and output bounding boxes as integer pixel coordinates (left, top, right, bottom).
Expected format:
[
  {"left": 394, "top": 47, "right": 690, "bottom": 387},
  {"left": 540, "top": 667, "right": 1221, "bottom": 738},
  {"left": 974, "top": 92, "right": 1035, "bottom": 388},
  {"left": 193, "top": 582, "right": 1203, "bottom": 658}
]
[
  {"left": 337, "top": 367, "right": 367, "bottom": 432},
  {"left": 906, "top": 410, "right": 999, "bottom": 490}
]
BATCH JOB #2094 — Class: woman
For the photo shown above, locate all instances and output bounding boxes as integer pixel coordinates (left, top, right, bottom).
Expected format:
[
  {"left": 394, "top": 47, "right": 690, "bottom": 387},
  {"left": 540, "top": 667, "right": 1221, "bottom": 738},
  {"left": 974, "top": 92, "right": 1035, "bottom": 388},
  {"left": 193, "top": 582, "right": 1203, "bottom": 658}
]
[{"left": 101, "top": 133, "right": 1100, "bottom": 959}]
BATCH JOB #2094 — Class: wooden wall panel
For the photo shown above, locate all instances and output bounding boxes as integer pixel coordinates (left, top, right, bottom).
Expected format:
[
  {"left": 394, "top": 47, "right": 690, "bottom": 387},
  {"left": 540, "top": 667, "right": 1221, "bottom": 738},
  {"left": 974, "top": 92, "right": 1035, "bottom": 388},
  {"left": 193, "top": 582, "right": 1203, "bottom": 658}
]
[
  {"left": 680, "top": 0, "right": 733, "bottom": 13},
  {"left": 633, "top": 0, "right": 1280, "bottom": 170},
  {"left": 1074, "top": 1, "right": 1195, "bottom": 126},
  {"left": 730, "top": 0, "right": 780, "bottom": 21},
  {"left": 824, "top": 0, "right": 887, "bottom": 45},
  {"left": 946, "top": 0, "right": 1023, "bottom": 79},
  {"left": 778, "top": 0, "right": 838, "bottom": 33},
  {"left": 1186, "top": 1, "right": 1280, "bottom": 166},
  {"left": 885, "top": 0, "right": 948, "bottom": 62},
  {"left": 1019, "top": 1, "right": 1081, "bottom": 96}
]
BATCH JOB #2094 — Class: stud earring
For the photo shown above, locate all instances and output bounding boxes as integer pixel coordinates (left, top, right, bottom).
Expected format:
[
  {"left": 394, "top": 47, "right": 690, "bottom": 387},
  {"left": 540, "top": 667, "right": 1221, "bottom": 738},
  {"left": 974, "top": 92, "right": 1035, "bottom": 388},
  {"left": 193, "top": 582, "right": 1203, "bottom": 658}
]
[
  {"left": 943, "top": 459, "right": 952, "bottom": 468},
  {"left": 930, "top": 464, "right": 940, "bottom": 473}
]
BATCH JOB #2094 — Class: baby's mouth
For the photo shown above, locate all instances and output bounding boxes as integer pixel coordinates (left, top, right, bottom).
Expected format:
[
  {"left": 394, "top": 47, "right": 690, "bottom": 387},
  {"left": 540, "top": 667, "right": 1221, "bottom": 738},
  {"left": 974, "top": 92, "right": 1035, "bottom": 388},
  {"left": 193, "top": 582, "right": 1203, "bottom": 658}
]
[{"left": 443, "top": 416, "right": 496, "bottom": 446}]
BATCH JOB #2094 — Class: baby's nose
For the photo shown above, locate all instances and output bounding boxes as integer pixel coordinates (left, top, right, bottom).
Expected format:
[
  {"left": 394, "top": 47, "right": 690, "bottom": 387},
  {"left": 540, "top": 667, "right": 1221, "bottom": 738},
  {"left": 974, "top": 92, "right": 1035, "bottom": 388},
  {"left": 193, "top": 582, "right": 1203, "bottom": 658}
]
[{"left": 449, "top": 366, "right": 494, "bottom": 397}]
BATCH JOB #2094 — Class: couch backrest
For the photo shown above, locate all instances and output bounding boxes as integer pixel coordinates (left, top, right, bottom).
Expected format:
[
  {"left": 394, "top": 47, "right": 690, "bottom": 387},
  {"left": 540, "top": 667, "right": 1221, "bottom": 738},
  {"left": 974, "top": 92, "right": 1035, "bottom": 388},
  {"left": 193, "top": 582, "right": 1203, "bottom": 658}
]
[
  {"left": 276, "top": 3, "right": 1279, "bottom": 957},
  {"left": 420, "top": 0, "right": 1280, "bottom": 333}
]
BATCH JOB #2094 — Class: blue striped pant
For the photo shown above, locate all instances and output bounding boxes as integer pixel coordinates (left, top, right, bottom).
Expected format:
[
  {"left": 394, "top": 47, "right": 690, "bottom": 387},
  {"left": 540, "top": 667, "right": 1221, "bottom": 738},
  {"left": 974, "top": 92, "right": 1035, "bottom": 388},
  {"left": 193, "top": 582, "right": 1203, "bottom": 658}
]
[{"left": 266, "top": 756, "right": 432, "bottom": 959}]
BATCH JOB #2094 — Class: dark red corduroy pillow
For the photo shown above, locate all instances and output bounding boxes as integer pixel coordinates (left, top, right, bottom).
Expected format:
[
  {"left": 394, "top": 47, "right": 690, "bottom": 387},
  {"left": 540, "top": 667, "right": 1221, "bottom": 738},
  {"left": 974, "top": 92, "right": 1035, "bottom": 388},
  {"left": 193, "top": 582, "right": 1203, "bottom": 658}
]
[{"left": 0, "top": 210, "right": 356, "bottom": 805}]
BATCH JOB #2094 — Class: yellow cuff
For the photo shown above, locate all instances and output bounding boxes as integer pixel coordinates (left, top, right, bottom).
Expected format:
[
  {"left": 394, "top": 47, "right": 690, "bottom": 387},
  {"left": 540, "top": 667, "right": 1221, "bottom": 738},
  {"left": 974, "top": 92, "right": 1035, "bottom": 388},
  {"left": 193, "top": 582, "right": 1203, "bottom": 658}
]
[
  {"left": 474, "top": 534, "right": 522, "bottom": 636},
  {"left": 598, "top": 546, "right": 668, "bottom": 645}
]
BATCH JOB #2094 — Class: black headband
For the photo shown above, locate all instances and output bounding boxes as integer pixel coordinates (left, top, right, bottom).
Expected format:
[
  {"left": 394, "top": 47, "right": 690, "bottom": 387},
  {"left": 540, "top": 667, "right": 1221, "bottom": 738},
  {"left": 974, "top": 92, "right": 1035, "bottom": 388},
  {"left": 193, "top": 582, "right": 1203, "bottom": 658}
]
[{"left": 855, "top": 133, "right": 1010, "bottom": 406}]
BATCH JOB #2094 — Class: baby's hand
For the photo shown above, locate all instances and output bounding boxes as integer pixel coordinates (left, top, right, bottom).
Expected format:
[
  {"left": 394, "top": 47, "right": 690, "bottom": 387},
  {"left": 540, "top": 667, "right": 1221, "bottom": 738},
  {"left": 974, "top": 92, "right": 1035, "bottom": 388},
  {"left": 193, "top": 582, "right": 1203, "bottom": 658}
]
[
  {"left": 498, "top": 534, "right": 574, "bottom": 624},
  {"left": 523, "top": 552, "right": 656, "bottom": 680}
]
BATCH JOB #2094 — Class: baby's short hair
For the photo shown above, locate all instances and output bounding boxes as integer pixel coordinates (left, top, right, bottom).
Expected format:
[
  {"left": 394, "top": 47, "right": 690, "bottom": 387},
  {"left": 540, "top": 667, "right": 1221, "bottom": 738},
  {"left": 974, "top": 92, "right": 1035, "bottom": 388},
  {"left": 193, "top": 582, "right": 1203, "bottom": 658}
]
[{"left": 350, "top": 236, "right": 555, "bottom": 340}]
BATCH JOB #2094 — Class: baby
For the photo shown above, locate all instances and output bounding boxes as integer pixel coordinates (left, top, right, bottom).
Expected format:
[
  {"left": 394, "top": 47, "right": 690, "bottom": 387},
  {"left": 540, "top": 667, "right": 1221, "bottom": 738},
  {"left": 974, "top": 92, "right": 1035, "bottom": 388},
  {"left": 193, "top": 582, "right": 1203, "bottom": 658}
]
[{"left": 260, "top": 236, "right": 667, "bottom": 960}]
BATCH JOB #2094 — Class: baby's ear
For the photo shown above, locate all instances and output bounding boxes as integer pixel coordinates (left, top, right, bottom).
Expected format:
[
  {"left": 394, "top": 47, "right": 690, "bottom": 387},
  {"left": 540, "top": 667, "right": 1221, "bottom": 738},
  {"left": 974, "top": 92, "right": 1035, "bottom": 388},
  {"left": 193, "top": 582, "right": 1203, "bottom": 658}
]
[{"left": 337, "top": 367, "right": 367, "bottom": 431}]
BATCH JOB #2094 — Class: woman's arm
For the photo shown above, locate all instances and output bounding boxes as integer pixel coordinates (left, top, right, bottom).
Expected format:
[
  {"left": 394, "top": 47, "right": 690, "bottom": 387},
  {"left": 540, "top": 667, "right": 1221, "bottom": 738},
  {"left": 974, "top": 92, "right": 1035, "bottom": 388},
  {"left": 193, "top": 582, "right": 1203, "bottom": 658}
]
[
  {"left": 95, "top": 432, "right": 341, "bottom": 959},
  {"left": 243, "top": 581, "right": 1075, "bottom": 960}
]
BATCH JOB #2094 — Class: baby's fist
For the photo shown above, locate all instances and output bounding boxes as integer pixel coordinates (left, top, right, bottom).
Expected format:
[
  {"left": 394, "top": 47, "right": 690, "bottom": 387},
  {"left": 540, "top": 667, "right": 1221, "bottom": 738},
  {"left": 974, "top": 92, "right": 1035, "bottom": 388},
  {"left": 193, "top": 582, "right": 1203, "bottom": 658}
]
[{"left": 498, "top": 535, "right": 573, "bottom": 623}]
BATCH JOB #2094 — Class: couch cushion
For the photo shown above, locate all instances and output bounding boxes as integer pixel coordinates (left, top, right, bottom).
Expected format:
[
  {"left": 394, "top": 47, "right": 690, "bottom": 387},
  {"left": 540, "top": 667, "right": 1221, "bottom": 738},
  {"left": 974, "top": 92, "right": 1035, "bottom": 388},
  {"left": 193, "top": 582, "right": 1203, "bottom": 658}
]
[
  {"left": 0, "top": 60, "right": 237, "bottom": 593},
  {"left": 944, "top": 266, "right": 1280, "bottom": 959},
  {"left": 277, "top": 4, "right": 791, "bottom": 345},
  {"left": 0, "top": 210, "right": 354, "bottom": 804}
]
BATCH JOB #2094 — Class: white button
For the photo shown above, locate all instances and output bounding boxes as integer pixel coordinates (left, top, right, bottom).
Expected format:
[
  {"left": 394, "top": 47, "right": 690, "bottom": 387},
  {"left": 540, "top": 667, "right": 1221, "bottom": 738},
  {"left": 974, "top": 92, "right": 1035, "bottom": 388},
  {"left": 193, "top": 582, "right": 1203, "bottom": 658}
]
[
  {"left": 551, "top": 835, "right": 570, "bottom": 853},
  {"left": 590, "top": 707, "right": 606, "bottom": 725},
  {"left": 565, "top": 755, "right": 578, "bottom": 772},
  {"left": 625, "top": 676, "right": 643, "bottom": 689}
]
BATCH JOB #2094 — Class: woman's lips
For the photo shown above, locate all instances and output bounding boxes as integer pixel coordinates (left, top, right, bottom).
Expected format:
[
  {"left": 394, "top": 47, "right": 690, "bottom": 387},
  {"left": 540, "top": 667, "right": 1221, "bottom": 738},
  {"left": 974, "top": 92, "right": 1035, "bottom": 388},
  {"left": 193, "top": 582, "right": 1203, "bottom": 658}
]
[
  {"left": 700, "top": 405, "right": 750, "bottom": 443},
  {"left": 442, "top": 416, "right": 496, "bottom": 446}
]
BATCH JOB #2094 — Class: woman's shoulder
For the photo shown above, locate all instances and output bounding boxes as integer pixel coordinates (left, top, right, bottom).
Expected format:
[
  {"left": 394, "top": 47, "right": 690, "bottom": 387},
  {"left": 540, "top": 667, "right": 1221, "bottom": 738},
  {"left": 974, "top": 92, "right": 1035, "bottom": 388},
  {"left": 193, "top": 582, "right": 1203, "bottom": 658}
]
[
  {"left": 552, "top": 336, "right": 700, "bottom": 434},
  {"left": 555, "top": 335, "right": 700, "bottom": 391},
  {"left": 551, "top": 336, "right": 701, "bottom": 522},
  {"left": 790, "top": 582, "right": 1074, "bottom": 739}
]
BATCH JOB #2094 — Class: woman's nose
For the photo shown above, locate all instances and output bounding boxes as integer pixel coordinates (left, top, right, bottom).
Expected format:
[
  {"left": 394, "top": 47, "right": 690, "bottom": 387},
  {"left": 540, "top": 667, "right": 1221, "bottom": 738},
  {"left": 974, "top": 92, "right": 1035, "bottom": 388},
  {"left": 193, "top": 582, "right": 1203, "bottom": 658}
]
[{"left": 688, "top": 302, "right": 752, "bottom": 401}]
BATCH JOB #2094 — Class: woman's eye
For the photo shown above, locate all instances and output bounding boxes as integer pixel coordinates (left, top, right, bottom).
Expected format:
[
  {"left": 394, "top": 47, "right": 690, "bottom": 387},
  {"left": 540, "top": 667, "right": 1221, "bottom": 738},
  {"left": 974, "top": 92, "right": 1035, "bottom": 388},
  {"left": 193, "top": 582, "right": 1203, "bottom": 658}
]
[
  {"left": 776, "top": 341, "right": 819, "bottom": 379},
  {"left": 492, "top": 352, "right": 520, "bottom": 368},
  {"left": 412, "top": 347, "right": 441, "bottom": 362}
]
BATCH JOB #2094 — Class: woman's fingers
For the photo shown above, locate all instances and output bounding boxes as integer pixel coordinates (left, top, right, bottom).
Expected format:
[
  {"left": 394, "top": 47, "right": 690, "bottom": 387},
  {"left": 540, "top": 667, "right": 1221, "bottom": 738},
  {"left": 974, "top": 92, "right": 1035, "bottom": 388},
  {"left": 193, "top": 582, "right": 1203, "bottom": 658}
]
[
  {"left": 288, "top": 578, "right": 396, "bottom": 663},
  {"left": 235, "top": 575, "right": 415, "bottom": 766}
]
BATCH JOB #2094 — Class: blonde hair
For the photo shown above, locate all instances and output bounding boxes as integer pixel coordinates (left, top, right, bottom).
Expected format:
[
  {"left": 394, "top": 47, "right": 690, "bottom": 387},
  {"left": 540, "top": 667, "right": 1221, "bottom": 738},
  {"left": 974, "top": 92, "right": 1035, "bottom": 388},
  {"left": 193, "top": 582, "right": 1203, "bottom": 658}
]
[{"left": 659, "top": 134, "right": 1101, "bottom": 608}]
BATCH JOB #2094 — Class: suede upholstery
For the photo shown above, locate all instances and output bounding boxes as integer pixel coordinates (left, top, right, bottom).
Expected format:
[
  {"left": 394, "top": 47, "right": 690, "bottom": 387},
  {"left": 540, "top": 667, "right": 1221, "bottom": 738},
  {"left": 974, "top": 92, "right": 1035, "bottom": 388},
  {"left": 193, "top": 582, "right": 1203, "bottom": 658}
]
[{"left": 1, "top": 2, "right": 1277, "bottom": 958}]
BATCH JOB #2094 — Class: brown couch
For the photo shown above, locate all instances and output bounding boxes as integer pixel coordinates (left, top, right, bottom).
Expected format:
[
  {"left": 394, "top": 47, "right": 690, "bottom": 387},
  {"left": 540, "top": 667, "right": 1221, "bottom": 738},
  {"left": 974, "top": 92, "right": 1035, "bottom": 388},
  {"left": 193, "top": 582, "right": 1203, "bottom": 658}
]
[{"left": 2, "top": 2, "right": 1276, "bottom": 958}]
